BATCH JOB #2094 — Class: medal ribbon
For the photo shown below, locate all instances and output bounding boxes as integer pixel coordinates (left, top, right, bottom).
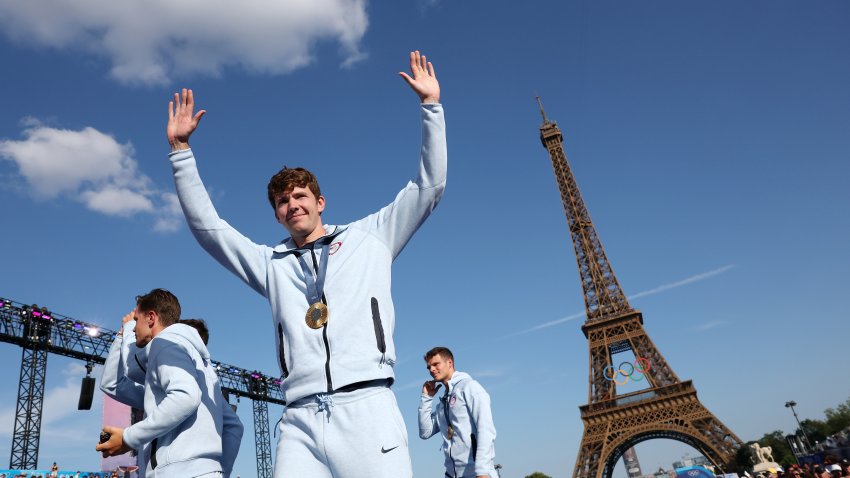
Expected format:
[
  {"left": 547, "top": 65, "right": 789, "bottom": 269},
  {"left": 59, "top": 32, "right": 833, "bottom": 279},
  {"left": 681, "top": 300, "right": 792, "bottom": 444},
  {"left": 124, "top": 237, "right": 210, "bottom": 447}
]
[{"left": 296, "top": 239, "right": 331, "bottom": 306}]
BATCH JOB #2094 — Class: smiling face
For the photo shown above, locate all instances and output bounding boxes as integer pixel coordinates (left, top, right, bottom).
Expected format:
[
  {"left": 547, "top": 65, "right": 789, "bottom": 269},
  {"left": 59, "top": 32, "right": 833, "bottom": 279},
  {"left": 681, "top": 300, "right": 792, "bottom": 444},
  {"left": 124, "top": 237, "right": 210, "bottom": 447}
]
[
  {"left": 274, "top": 186, "right": 326, "bottom": 246},
  {"left": 426, "top": 353, "right": 455, "bottom": 385}
]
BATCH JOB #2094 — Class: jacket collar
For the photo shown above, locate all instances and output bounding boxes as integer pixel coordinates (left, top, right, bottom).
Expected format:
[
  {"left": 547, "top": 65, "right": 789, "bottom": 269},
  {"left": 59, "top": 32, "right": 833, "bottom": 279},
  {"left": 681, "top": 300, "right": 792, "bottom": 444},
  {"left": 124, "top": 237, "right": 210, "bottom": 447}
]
[
  {"left": 446, "top": 371, "right": 470, "bottom": 394},
  {"left": 272, "top": 225, "right": 346, "bottom": 255}
]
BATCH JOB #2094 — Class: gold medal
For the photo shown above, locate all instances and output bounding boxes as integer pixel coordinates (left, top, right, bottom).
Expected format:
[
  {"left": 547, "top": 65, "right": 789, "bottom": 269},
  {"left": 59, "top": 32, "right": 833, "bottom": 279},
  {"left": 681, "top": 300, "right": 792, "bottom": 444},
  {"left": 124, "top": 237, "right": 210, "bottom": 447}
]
[
  {"left": 447, "top": 426, "right": 454, "bottom": 440},
  {"left": 305, "top": 302, "right": 329, "bottom": 329}
]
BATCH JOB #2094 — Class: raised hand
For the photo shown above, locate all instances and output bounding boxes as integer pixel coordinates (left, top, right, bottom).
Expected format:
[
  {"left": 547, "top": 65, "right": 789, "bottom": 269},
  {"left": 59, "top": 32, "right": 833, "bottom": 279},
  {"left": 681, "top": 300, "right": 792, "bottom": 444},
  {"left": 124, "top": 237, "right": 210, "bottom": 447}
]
[
  {"left": 399, "top": 51, "right": 440, "bottom": 104},
  {"left": 422, "top": 380, "right": 441, "bottom": 397},
  {"left": 167, "top": 88, "right": 206, "bottom": 152}
]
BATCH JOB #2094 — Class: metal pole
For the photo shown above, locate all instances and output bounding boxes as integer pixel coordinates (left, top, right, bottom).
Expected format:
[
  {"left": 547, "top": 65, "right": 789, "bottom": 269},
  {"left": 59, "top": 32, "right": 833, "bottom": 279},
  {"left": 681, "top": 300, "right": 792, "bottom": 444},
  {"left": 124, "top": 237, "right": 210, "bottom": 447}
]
[{"left": 785, "top": 401, "right": 812, "bottom": 452}]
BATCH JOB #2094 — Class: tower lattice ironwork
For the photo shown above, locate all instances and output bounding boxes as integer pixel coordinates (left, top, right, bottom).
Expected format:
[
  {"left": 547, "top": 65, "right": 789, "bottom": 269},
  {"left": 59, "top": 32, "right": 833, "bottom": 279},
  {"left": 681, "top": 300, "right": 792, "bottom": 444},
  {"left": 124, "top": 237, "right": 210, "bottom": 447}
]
[
  {"left": 253, "top": 399, "right": 274, "bottom": 478},
  {"left": 11, "top": 345, "right": 47, "bottom": 469},
  {"left": 536, "top": 99, "right": 742, "bottom": 478}
]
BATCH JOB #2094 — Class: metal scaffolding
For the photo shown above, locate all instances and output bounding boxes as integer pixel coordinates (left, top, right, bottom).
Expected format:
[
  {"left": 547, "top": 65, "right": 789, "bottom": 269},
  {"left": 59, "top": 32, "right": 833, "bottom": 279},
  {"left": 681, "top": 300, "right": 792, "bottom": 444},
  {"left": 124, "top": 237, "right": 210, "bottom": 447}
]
[
  {"left": 10, "top": 345, "right": 48, "bottom": 469},
  {"left": 252, "top": 399, "right": 274, "bottom": 478}
]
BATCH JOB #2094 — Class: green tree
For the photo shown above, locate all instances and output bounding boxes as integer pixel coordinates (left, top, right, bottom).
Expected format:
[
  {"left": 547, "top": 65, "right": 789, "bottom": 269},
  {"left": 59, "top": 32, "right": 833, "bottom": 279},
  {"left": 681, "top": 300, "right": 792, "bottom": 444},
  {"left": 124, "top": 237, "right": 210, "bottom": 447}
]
[
  {"left": 800, "top": 418, "right": 829, "bottom": 443},
  {"left": 824, "top": 397, "right": 850, "bottom": 435},
  {"left": 525, "top": 473, "right": 553, "bottom": 478},
  {"left": 733, "top": 442, "right": 755, "bottom": 474}
]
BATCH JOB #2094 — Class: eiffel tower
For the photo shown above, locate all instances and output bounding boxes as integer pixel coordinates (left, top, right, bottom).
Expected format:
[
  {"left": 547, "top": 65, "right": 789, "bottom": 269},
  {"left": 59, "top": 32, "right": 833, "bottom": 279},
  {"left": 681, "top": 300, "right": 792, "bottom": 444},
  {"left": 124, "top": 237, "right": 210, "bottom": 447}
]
[{"left": 536, "top": 98, "right": 742, "bottom": 478}]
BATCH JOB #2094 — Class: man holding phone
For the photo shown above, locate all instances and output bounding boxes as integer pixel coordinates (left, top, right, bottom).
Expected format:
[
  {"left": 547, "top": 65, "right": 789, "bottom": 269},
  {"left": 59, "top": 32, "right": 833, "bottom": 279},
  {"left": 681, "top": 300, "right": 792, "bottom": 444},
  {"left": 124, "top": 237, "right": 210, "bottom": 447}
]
[{"left": 418, "top": 347, "right": 498, "bottom": 478}]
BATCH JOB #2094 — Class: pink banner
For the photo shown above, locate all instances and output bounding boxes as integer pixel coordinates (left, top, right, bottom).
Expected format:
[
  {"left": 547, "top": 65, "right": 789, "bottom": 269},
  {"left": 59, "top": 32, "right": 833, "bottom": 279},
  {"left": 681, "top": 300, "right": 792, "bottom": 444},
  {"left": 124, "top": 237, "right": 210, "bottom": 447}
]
[{"left": 100, "top": 395, "right": 138, "bottom": 474}]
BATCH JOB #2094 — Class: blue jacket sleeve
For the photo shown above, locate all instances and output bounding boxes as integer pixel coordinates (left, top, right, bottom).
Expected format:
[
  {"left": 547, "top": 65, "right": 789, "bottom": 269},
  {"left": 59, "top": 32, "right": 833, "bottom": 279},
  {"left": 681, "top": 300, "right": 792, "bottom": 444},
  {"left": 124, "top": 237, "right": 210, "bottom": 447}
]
[
  {"left": 170, "top": 149, "right": 273, "bottom": 298},
  {"left": 122, "top": 339, "right": 202, "bottom": 449},
  {"left": 355, "top": 103, "right": 447, "bottom": 258},
  {"left": 418, "top": 393, "right": 440, "bottom": 439},
  {"left": 220, "top": 391, "right": 244, "bottom": 478},
  {"left": 467, "top": 382, "right": 497, "bottom": 476},
  {"left": 99, "top": 322, "right": 145, "bottom": 410}
]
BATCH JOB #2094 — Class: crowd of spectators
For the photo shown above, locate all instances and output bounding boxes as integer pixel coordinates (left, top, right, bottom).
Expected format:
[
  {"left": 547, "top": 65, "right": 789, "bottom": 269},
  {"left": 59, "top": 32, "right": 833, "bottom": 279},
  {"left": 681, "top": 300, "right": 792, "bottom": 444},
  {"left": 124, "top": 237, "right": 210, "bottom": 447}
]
[
  {"left": 0, "top": 468, "right": 130, "bottom": 478},
  {"left": 772, "top": 457, "right": 850, "bottom": 478}
]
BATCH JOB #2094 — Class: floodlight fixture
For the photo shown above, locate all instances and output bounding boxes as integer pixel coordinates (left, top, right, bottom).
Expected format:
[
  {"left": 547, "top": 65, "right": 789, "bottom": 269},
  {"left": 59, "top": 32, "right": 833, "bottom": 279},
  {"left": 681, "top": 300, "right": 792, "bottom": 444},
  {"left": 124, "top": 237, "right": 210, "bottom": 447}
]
[
  {"left": 784, "top": 400, "right": 812, "bottom": 452},
  {"left": 86, "top": 326, "right": 100, "bottom": 337}
]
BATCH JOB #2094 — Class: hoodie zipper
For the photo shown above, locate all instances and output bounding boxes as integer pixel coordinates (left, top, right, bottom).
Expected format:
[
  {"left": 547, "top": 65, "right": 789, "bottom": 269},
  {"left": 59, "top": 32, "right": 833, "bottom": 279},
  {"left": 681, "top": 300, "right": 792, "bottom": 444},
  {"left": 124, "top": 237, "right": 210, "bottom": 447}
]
[
  {"left": 310, "top": 246, "right": 333, "bottom": 393},
  {"left": 443, "top": 387, "right": 456, "bottom": 478}
]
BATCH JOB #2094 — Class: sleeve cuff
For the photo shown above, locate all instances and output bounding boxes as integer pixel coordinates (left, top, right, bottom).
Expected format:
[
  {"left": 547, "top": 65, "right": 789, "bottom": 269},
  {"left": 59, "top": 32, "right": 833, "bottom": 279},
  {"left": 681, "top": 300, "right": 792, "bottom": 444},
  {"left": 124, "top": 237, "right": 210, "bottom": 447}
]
[{"left": 168, "top": 148, "right": 193, "bottom": 161}]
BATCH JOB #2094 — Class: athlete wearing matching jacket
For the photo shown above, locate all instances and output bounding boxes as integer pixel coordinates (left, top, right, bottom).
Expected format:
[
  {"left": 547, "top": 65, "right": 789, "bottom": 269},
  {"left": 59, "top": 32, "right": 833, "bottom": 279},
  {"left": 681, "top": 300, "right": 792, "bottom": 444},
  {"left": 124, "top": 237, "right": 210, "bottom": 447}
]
[
  {"left": 100, "top": 322, "right": 243, "bottom": 477},
  {"left": 170, "top": 103, "right": 447, "bottom": 477},
  {"left": 419, "top": 371, "right": 498, "bottom": 478}
]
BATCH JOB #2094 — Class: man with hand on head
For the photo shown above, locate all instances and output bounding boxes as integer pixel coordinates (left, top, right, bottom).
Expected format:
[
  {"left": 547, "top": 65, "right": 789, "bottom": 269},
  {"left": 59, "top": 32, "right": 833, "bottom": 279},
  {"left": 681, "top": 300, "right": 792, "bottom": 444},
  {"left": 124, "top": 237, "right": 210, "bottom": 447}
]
[
  {"left": 96, "top": 289, "right": 243, "bottom": 477},
  {"left": 419, "top": 347, "right": 498, "bottom": 478},
  {"left": 100, "top": 311, "right": 146, "bottom": 410},
  {"left": 166, "top": 50, "right": 445, "bottom": 478}
]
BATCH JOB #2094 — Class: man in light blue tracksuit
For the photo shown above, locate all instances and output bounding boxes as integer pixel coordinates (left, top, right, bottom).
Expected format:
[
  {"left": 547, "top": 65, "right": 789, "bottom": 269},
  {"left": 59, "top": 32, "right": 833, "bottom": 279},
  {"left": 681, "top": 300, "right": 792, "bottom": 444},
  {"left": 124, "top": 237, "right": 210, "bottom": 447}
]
[
  {"left": 100, "top": 312, "right": 243, "bottom": 477},
  {"left": 419, "top": 347, "right": 497, "bottom": 478},
  {"left": 165, "top": 51, "right": 445, "bottom": 478},
  {"left": 97, "top": 289, "right": 243, "bottom": 477}
]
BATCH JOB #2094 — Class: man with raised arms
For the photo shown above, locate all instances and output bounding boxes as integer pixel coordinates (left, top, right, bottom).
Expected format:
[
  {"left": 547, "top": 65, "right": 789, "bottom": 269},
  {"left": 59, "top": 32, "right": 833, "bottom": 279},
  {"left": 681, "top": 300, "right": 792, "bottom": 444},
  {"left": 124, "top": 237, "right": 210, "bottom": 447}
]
[{"left": 167, "top": 51, "right": 445, "bottom": 478}]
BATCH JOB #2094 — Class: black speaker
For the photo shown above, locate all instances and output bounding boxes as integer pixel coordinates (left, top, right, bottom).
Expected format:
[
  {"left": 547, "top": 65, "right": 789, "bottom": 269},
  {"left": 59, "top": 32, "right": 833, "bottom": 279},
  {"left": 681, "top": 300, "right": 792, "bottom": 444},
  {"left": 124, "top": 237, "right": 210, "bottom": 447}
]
[{"left": 78, "top": 376, "right": 96, "bottom": 410}]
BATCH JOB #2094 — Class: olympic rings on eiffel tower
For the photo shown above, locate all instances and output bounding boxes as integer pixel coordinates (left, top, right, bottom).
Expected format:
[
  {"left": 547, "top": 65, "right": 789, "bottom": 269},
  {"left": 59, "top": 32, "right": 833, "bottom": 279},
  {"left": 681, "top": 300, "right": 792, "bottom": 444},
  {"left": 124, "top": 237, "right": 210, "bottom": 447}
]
[{"left": 603, "top": 357, "right": 651, "bottom": 385}]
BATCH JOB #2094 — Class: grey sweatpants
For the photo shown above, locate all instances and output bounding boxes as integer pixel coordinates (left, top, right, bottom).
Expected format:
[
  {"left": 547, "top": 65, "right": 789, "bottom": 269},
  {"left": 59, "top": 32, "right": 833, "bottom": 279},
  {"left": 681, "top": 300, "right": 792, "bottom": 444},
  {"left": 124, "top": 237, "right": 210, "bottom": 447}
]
[{"left": 274, "top": 384, "right": 412, "bottom": 478}]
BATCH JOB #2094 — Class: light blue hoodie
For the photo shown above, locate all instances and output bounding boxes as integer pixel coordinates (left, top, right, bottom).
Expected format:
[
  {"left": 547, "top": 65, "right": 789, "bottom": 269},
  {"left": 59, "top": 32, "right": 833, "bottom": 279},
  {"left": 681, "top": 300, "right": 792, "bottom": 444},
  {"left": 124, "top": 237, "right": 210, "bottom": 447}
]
[
  {"left": 103, "top": 323, "right": 243, "bottom": 477},
  {"left": 170, "top": 104, "right": 447, "bottom": 404},
  {"left": 419, "top": 371, "right": 497, "bottom": 478},
  {"left": 100, "top": 321, "right": 146, "bottom": 410}
]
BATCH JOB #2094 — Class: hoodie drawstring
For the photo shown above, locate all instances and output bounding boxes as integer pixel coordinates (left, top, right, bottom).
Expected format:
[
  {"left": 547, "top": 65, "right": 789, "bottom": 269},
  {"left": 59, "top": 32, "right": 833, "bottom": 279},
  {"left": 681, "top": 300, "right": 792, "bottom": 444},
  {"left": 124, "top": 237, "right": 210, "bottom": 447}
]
[{"left": 316, "top": 394, "right": 334, "bottom": 421}]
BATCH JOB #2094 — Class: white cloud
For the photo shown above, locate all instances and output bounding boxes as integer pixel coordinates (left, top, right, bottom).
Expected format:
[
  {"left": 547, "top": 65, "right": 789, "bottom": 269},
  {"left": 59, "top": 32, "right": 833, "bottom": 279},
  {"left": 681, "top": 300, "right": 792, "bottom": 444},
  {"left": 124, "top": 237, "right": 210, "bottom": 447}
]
[
  {"left": 82, "top": 187, "right": 154, "bottom": 216},
  {"left": 508, "top": 265, "right": 737, "bottom": 337},
  {"left": 0, "top": 0, "right": 369, "bottom": 85},
  {"left": 153, "top": 192, "right": 183, "bottom": 233},
  {"left": 0, "top": 121, "right": 183, "bottom": 231},
  {"left": 0, "top": 123, "right": 138, "bottom": 198},
  {"left": 694, "top": 320, "right": 727, "bottom": 332},
  {"left": 627, "top": 264, "right": 736, "bottom": 300}
]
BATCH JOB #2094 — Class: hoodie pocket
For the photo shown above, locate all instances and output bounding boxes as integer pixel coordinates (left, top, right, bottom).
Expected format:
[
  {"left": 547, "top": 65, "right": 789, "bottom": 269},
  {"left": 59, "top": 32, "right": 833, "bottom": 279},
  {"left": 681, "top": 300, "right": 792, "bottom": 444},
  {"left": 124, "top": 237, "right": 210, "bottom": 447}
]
[
  {"left": 277, "top": 323, "right": 289, "bottom": 377},
  {"left": 370, "top": 297, "right": 386, "bottom": 354},
  {"left": 150, "top": 438, "right": 158, "bottom": 469}
]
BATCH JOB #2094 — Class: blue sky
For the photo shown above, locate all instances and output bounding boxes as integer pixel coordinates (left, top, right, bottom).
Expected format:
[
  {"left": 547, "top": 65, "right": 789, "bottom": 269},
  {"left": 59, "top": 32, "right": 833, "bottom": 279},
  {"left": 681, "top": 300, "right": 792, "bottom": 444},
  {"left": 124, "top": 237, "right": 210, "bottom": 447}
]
[{"left": 0, "top": 0, "right": 848, "bottom": 476}]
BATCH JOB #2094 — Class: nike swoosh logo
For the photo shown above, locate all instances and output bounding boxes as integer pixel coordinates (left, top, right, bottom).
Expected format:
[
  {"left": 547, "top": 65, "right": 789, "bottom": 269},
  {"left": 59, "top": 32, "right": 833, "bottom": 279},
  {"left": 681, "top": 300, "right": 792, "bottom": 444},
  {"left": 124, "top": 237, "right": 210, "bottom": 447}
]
[{"left": 381, "top": 446, "right": 399, "bottom": 454}]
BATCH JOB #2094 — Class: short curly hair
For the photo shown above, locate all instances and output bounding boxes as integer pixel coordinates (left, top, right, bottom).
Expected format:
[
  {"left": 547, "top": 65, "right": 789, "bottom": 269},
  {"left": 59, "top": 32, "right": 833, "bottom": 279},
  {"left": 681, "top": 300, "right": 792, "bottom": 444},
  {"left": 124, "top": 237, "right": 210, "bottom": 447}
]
[{"left": 267, "top": 167, "right": 321, "bottom": 209}]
